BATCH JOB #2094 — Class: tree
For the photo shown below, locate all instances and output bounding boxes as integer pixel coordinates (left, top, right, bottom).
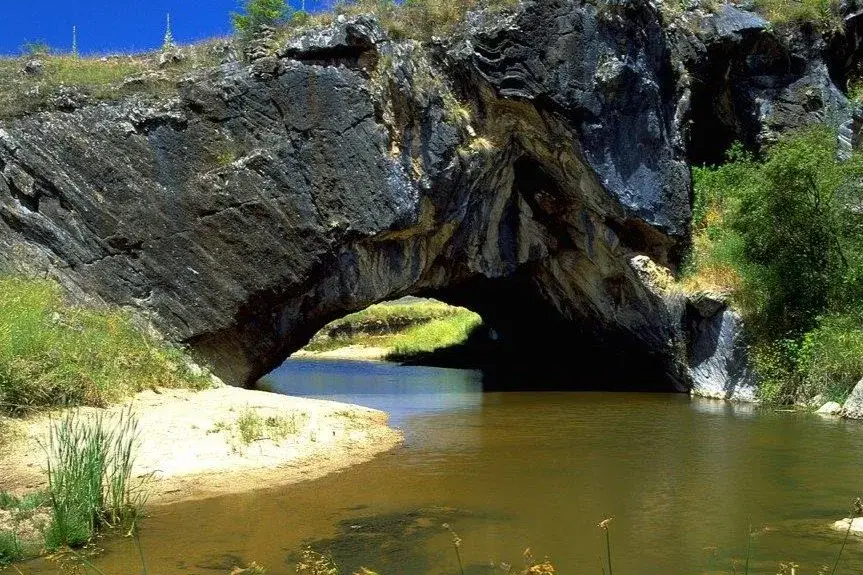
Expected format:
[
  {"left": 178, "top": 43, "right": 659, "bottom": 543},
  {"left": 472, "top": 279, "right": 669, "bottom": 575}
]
[
  {"left": 163, "top": 13, "right": 175, "bottom": 50},
  {"left": 232, "top": 0, "right": 291, "bottom": 33}
]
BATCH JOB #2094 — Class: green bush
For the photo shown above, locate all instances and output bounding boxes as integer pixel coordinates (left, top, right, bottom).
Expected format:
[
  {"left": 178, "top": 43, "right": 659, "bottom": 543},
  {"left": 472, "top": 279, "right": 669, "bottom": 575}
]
[
  {"left": 691, "top": 127, "right": 863, "bottom": 338},
  {"left": 754, "top": 0, "right": 843, "bottom": 31},
  {"left": 797, "top": 313, "right": 863, "bottom": 401},
  {"left": 0, "top": 531, "right": 21, "bottom": 566},
  {"left": 232, "top": 0, "right": 291, "bottom": 33},
  {"left": 689, "top": 127, "right": 863, "bottom": 404},
  {"left": 0, "top": 276, "right": 210, "bottom": 416}
]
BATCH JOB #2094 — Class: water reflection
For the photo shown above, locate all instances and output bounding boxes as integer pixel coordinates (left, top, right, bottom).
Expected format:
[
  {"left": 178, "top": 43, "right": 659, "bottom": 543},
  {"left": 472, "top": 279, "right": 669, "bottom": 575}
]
[{"left": 260, "top": 359, "right": 484, "bottom": 426}]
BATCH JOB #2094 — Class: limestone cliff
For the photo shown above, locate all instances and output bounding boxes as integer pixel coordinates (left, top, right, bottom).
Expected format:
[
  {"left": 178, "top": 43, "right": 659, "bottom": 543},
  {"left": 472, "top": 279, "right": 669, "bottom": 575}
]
[{"left": 0, "top": 0, "right": 857, "bottom": 392}]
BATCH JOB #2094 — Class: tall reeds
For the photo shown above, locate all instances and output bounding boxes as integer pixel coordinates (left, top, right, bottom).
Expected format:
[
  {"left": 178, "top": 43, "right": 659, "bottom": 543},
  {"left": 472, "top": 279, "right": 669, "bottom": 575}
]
[{"left": 42, "top": 407, "right": 149, "bottom": 549}]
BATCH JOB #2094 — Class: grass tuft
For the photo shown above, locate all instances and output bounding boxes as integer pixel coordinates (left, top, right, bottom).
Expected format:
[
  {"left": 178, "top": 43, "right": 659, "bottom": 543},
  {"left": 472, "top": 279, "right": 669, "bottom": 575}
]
[
  {"left": 753, "top": 0, "right": 843, "bottom": 31},
  {"left": 212, "top": 406, "right": 308, "bottom": 450},
  {"left": 42, "top": 408, "right": 149, "bottom": 550}
]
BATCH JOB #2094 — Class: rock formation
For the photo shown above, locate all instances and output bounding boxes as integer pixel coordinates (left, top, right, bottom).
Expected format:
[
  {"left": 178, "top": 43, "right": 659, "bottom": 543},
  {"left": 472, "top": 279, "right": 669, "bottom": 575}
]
[{"left": 0, "top": 0, "right": 857, "bottom": 391}]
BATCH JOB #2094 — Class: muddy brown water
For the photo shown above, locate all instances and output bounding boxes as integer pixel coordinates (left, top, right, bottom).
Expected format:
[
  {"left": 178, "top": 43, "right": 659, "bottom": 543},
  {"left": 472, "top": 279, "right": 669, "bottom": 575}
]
[{"left": 21, "top": 359, "right": 863, "bottom": 574}]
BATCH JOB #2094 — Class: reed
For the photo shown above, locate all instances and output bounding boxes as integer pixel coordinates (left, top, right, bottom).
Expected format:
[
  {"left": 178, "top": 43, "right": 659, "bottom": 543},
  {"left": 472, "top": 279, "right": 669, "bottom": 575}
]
[{"left": 42, "top": 407, "right": 149, "bottom": 550}]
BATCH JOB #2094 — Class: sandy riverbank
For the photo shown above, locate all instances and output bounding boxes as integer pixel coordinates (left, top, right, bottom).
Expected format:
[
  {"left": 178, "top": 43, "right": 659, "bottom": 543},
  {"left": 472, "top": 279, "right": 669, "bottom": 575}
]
[
  {"left": 0, "top": 385, "right": 402, "bottom": 505},
  {"left": 291, "top": 345, "right": 392, "bottom": 361}
]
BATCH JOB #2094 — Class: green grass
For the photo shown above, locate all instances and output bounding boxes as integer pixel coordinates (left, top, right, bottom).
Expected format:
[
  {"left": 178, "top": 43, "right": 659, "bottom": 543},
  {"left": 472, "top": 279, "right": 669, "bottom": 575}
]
[
  {"left": 0, "top": 276, "right": 211, "bottom": 416},
  {"left": 0, "top": 41, "right": 225, "bottom": 119},
  {"left": 213, "top": 406, "right": 308, "bottom": 450},
  {"left": 43, "top": 408, "right": 148, "bottom": 550},
  {"left": 387, "top": 311, "right": 482, "bottom": 360},
  {"left": 0, "top": 410, "right": 147, "bottom": 565},
  {"left": 303, "top": 300, "right": 480, "bottom": 354},
  {"left": 753, "top": 0, "right": 843, "bottom": 31}
]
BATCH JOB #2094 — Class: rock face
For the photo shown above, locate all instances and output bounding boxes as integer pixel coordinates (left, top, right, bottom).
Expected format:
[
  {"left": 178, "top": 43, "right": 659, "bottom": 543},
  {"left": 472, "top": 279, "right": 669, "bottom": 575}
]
[
  {"left": 842, "top": 379, "right": 863, "bottom": 419},
  {"left": 674, "top": 4, "right": 852, "bottom": 164},
  {"left": 0, "top": 1, "right": 857, "bottom": 389},
  {"left": 686, "top": 292, "right": 757, "bottom": 402}
]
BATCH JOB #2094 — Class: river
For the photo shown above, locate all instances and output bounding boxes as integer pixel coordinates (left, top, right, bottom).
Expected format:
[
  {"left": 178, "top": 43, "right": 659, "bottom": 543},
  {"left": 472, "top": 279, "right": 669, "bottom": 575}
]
[{"left": 34, "top": 359, "right": 863, "bottom": 574}]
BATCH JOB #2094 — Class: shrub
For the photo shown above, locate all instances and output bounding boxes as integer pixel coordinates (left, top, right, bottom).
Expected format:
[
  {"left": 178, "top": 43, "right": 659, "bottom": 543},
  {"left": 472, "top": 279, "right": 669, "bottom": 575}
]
[
  {"left": 690, "top": 127, "right": 863, "bottom": 338},
  {"left": 797, "top": 313, "right": 863, "bottom": 401},
  {"left": 20, "top": 41, "right": 51, "bottom": 57},
  {"left": 232, "top": 0, "right": 291, "bottom": 33},
  {"left": 0, "top": 531, "right": 21, "bottom": 566},
  {"left": 0, "top": 276, "right": 210, "bottom": 416},
  {"left": 754, "top": 0, "right": 843, "bottom": 31},
  {"left": 689, "top": 127, "right": 863, "bottom": 403}
]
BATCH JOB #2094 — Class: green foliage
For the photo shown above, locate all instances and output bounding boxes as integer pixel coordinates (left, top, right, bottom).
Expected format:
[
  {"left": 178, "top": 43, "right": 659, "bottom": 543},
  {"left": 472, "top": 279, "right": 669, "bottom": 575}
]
[
  {"left": 0, "top": 530, "right": 22, "bottom": 566},
  {"left": 0, "top": 276, "right": 210, "bottom": 416},
  {"left": 291, "top": 10, "right": 312, "bottom": 26},
  {"left": 0, "top": 491, "right": 49, "bottom": 513},
  {"left": 232, "top": 0, "right": 291, "bottom": 33},
  {"left": 691, "top": 127, "right": 863, "bottom": 338},
  {"left": 387, "top": 311, "right": 482, "bottom": 360},
  {"left": 20, "top": 41, "right": 51, "bottom": 56},
  {"left": 689, "top": 127, "right": 863, "bottom": 404},
  {"left": 797, "top": 313, "right": 863, "bottom": 401},
  {"left": 43, "top": 409, "right": 149, "bottom": 549},
  {"left": 754, "top": 0, "right": 843, "bottom": 31}
]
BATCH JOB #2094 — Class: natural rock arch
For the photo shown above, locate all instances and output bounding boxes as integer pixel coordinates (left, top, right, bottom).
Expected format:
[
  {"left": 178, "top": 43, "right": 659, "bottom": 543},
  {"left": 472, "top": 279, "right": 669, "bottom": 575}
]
[{"left": 0, "top": 0, "right": 849, "bottom": 397}]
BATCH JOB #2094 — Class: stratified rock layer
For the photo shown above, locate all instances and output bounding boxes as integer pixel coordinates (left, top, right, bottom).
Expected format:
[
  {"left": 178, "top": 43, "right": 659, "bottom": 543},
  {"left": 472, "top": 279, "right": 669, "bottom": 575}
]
[{"left": 0, "top": 1, "right": 856, "bottom": 390}]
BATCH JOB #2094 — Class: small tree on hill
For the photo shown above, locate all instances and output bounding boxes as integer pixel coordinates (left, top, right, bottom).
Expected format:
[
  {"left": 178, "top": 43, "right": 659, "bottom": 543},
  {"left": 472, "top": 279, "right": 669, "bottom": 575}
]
[
  {"left": 232, "top": 0, "right": 291, "bottom": 34},
  {"left": 163, "top": 13, "right": 175, "bottom": 50}
]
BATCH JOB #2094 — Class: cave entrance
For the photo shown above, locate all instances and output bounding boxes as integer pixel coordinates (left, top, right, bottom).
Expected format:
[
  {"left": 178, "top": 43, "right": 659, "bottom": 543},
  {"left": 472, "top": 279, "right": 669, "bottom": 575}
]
[{"left": 250, "top": 270, "right": 684, "bottom": 394}]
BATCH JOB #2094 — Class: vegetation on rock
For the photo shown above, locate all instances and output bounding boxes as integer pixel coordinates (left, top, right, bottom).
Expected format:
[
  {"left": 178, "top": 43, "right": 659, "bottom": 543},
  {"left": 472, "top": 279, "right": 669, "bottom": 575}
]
[
  {"left": 301, "top": 299, "right": 483, "bottom": 361},
  {"left": 687, "top": 126, "right": 863, "bottom": 404},
  {"left": 753, "top": 0, "right": 844, "bottom": 31},
  {"left": 232, "top": 0, "right": 292, "bottom": 34}
]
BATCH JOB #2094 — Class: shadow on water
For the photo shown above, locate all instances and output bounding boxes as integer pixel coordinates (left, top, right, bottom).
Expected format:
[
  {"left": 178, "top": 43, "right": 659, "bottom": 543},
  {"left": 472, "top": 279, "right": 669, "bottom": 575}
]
[
  {"left": 345, "top": 324, "right": 680, "bottom": 393},
  {"left": 294, "top": 507, "right": 510, "bottom": 575}
]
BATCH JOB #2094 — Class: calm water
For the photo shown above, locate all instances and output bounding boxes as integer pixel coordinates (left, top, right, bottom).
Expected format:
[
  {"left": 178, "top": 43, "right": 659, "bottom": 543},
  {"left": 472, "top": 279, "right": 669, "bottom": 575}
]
[{"left": 28, "top": 359, "right": 863, "bottom": 574}]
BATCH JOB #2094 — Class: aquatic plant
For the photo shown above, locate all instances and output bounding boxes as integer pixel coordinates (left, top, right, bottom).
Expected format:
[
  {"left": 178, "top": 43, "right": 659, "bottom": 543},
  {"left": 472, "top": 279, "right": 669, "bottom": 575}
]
[
  {"left": 598, "top": 518, "right": 613, "bottom": 575},
  {"left": 442, "top": 523, "right": 464, "bottom": 575},
  {"left": 42, "top": 408, "right": 149, "bottom": 549}
]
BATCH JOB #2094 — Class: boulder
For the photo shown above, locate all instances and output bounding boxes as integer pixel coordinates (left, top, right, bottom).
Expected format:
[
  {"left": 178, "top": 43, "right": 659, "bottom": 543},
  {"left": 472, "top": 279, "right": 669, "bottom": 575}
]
[
  {"left": 687, "top": 307, "right": 758, "bottom": 402},
  {"left": 842, "top": 379, "right": 863, "bottom": 419},
  {"left": 816, "top": 401, "right": 843, "bottom": 416},
  {"left": 832, "top": 517, "right": 863, "bottom": 534}
]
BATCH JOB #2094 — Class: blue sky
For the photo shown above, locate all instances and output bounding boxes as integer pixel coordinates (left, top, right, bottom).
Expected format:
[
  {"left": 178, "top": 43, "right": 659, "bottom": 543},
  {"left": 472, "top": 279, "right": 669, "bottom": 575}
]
[{"left": 0, "top": 0, "right": 324, "bottom": 56}]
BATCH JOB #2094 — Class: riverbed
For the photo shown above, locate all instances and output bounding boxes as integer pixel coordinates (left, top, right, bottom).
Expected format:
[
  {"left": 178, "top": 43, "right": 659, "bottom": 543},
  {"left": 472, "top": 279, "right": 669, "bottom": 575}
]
[{"left": 23, "top": 359, "right": 863, "bottom": 574}]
